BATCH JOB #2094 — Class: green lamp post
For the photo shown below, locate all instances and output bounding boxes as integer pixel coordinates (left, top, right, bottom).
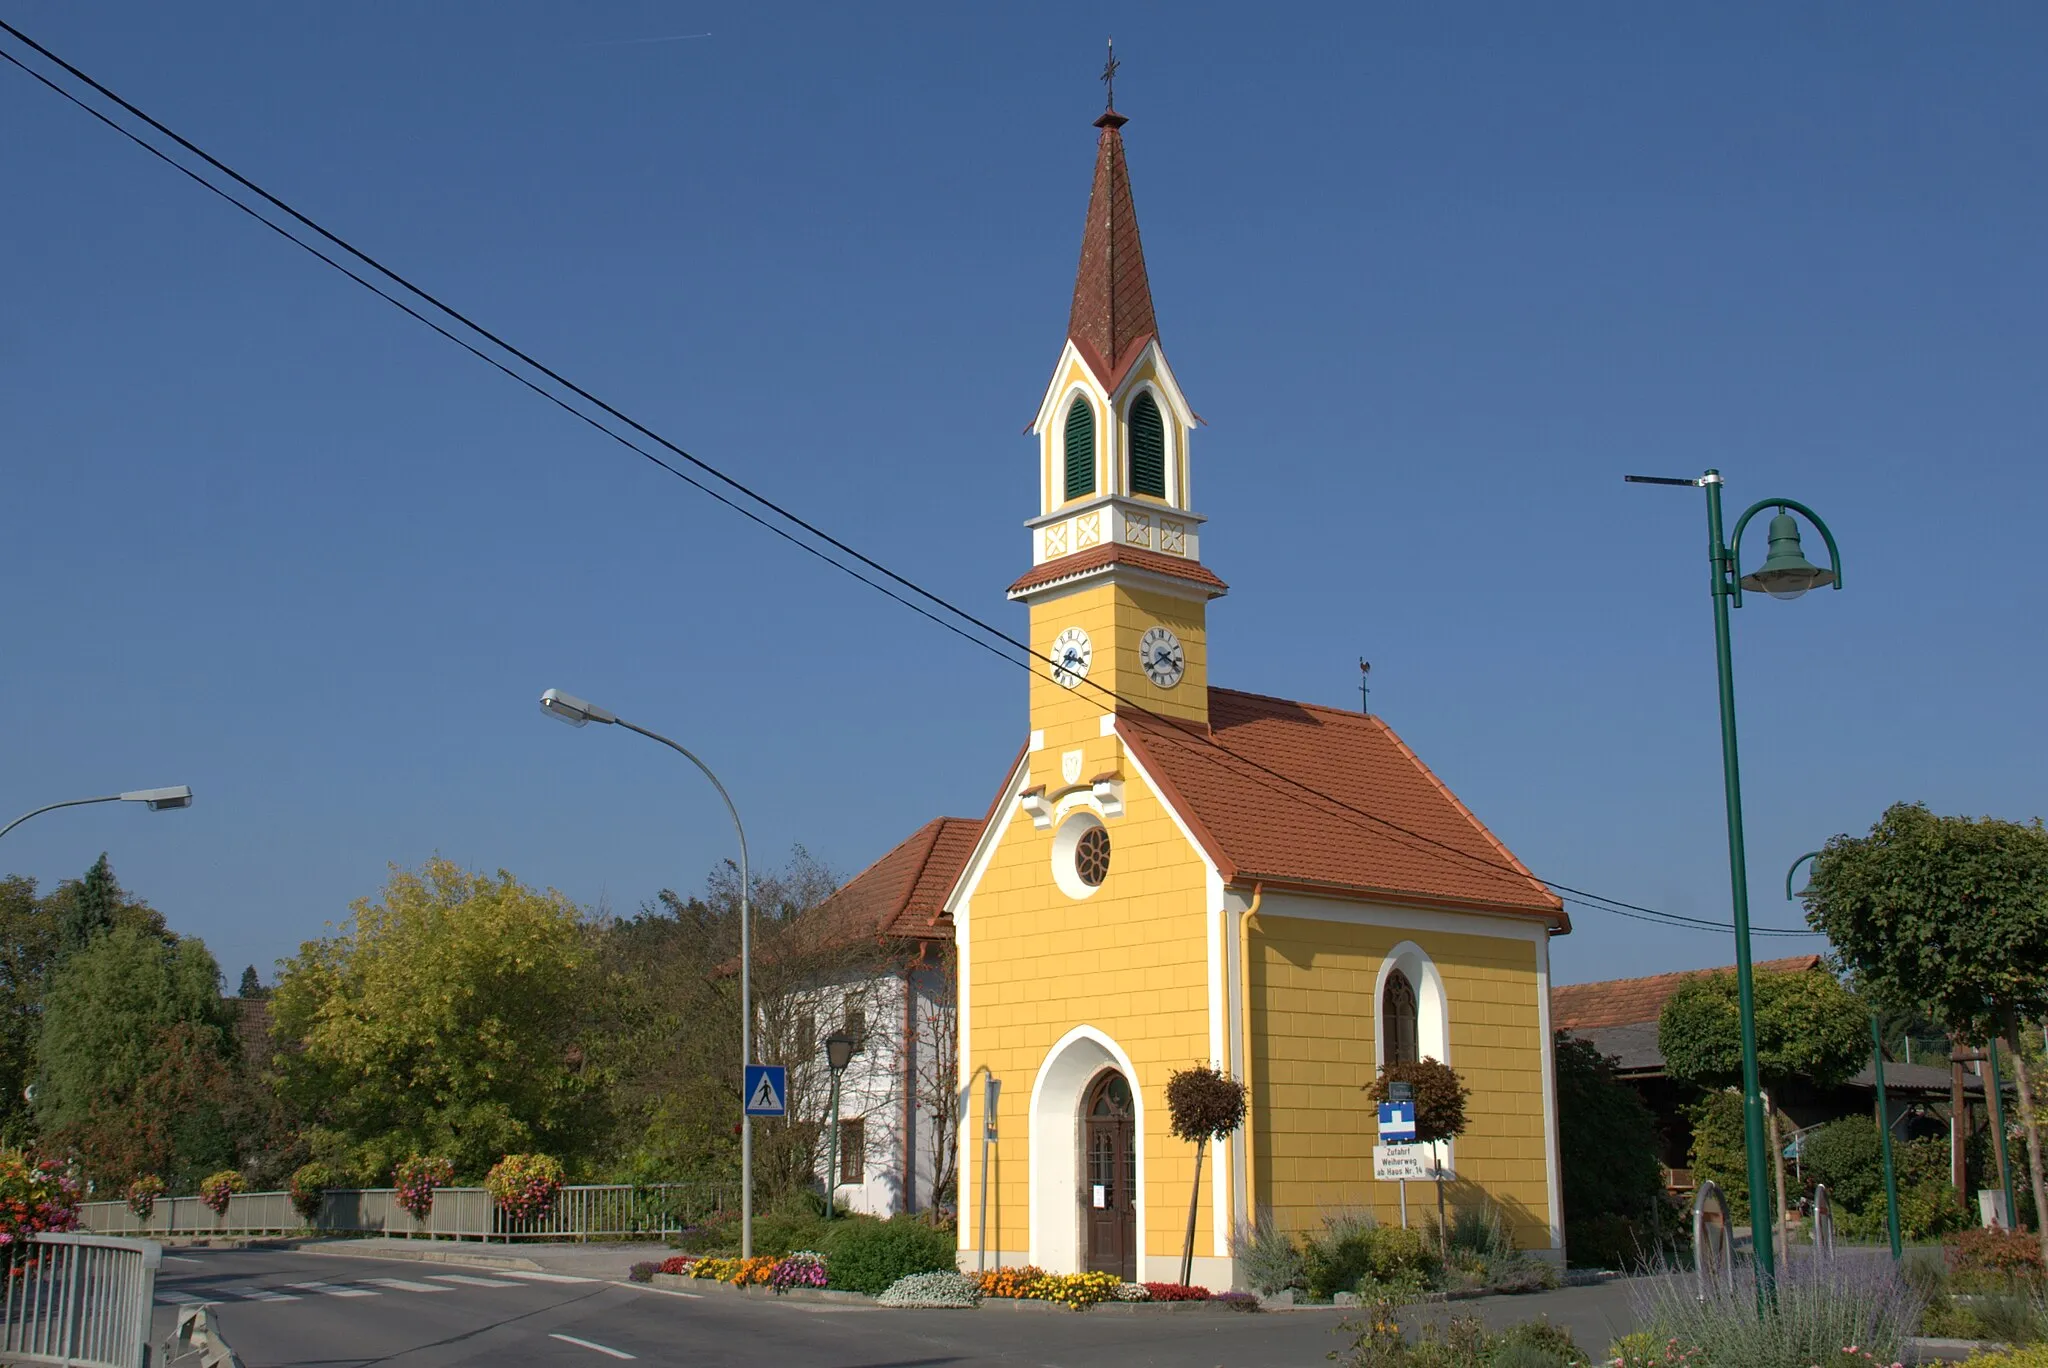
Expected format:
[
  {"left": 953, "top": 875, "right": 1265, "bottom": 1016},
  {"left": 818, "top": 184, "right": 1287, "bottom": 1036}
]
[
  {"left": 1630, "top": 470, "right": 1843, "bottom": 1301},
  {"left": 1788, "top": 851, "right": 1900, "bottom": 1260},
  {"left": 822, "top": 1030, "right": 857, "bottom": 1220}
]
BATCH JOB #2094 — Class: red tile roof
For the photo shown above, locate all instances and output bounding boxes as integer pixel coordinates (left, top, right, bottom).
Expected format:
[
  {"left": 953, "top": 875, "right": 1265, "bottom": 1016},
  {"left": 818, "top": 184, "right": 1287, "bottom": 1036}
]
[
  {"left": 1067, "top": 111, "right": 1158, "bottom": 390},
  {"left": 1550, "top": 955, "right": 1825, "bottom": 1031},
  {"left": 1007, "top": 544, "right": 1228, "bottom": 599},
  {"left": 1116, "top": 690, "right": 1566, "bottom": 922},
  {"left": 809, "top": 816, "right": 981, "bottom": 944}
]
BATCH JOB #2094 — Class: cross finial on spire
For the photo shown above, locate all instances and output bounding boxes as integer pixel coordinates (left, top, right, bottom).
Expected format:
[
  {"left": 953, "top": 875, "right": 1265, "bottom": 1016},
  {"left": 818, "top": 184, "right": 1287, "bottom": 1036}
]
[{"left": 1100, "top": 37, "right": 1119, "bottom": 112}]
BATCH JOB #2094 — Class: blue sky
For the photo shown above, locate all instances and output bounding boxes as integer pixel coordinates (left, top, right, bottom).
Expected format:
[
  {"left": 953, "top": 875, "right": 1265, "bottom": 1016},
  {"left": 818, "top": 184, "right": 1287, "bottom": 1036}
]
[{"left": 3, "top": 3, "right": 2043, "bottom": 988}]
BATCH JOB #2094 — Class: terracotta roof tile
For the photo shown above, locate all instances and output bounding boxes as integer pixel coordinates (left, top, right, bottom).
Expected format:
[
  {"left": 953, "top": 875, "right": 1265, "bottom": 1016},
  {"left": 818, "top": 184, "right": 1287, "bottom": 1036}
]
[
  {"left": 1007, "top": 544, "right": 1228, "bottom": 598},
  {"left": 809, "top": 816, "right": 981, "bottom": 945},
  {"left": 1067, "top": 111, "right": 1157, "bottom": 390},
  {"left": 1550, "top": 955, "right": 1824, "bottom": 1031},
  {"left": 1117, "top": 690, "right": 1565, "bottom": 921}
]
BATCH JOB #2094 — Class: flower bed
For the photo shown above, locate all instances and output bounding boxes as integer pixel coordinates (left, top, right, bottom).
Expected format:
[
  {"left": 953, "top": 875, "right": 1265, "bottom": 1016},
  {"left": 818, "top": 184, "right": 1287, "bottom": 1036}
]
[
  {"left": 684, "top": 1255, "right": 779, "bottom": 1286},
  {"left": 1141, "top": 1282, "right": 1208, "bottom": 1302},
  {"left": 878, "top": 1271, "right": 981, "bottom": 1308},
  {"left": 770, "top": 1252, "right": 827, "bottom": 1294},
  {"left": 974, "top": 1266, "right": 1124, "bottom": 1311}
]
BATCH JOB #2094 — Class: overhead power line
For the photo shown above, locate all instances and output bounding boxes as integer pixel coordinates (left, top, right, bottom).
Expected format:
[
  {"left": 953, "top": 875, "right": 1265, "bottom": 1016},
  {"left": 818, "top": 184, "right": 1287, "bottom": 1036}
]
[{"left": 0, "top": 21, "right": 1818, "bottom": 941}]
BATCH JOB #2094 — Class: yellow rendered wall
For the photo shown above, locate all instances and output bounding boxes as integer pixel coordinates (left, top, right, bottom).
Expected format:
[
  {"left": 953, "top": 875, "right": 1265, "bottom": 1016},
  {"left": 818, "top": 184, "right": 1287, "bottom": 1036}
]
[
  {"left": 962, "top": 765, "right": 1218, "bottom": 1263},
  {"left": 1027, "top": 581, "right": 1210, "bottom": 741},
  {"left": 1250, "top": 917, "right": 1553, "bottom": 1250}
]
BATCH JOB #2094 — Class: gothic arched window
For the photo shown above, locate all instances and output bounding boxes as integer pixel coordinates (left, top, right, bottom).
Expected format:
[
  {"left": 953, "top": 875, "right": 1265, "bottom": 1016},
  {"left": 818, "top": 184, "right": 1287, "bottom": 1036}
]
[
  {"left": 1382, "top": 968, "right": 1419, "bottom": 1067},
  {"left": 1128, "top": 392, "right": 1167, "bottom": 499},
  {"left": 1064, "top": 396, "right": 1097, "bottom": 501}
]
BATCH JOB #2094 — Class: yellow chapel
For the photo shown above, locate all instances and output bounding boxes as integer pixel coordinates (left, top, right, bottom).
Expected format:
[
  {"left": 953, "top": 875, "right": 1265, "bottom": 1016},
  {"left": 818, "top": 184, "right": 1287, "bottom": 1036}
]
[{"left": 813, "top": 93, "right": 1571, "bottom": 1287}]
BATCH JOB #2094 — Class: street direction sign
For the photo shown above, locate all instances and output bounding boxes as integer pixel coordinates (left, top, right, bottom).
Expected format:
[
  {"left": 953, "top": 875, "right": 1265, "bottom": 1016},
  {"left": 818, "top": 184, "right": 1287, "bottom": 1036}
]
[
  {"left": 1374, "top": 1144, "right": 1426, "bottom": 1181},
  {"left": 744, "top": 1064, "right": 787, "bottom": 1117},
  {"left": 1377, "top": 1100, "right": 1417, "bottom": 1143}
]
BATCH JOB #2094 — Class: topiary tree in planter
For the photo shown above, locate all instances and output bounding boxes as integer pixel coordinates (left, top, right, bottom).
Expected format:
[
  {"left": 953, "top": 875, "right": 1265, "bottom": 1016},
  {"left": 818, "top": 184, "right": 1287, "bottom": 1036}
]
[
  {"left": 1165, "top": 1064, "right": 1247, "bottom": 1287},
  {"left": 1365, "top": 1059, "right": 1470, "bottom": 1254}
]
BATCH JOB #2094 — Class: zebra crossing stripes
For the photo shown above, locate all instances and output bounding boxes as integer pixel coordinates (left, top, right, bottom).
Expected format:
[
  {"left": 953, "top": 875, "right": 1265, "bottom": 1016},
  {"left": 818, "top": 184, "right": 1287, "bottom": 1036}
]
[
  {"left": 359, "top": 1277, "right": 453, "bottom": 1293},
  {"left": 206, "top": 1282, "right": 300, "bottom": 1302},
  {"left": 286, "top": 1280, "right": 379, "bottom": 1297},
  {"left": 427, "top": 1273, "right": 520, "bottom": 1287}
]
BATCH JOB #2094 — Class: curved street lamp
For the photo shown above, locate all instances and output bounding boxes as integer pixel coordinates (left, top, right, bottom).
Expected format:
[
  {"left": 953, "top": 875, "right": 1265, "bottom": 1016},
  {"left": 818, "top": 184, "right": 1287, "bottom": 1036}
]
[
  {"left": 1628, "top": 469, "right": 1842, "bottom": 1300},
  {"left": 538, "top": 689, "right": 756, "bottom": 1257},
  {"left": 0, "top": 786, "right": 194, "bottom": 843}
]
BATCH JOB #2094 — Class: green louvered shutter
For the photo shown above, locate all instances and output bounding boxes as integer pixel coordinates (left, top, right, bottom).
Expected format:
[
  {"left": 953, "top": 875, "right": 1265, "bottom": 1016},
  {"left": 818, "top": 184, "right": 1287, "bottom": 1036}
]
[
  {"left": 1129, "top": 393, "right": 1167, "bottom": 498},
  {"left": 1063, "top": 399, "right": 1096, "bottom": 500}
]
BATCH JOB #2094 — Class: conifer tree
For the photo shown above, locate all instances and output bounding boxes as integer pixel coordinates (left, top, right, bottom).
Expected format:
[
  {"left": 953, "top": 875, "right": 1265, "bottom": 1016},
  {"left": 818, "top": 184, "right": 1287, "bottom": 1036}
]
[{"left": 59, "top": 854, "right": 119, "bottom": 953}]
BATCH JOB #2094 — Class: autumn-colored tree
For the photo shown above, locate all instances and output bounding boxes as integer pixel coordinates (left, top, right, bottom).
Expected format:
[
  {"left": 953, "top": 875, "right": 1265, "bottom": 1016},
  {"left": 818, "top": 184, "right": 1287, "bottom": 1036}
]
[
  {"left": 1166, "top": 1064, "right": 1246, "bottom": 1286},
  {"left": 1804, "top": 802, "right": 2048, "bottom": 1262},
  {"left": 271, "top": 859, "right": 603, "bottom": 1180}
]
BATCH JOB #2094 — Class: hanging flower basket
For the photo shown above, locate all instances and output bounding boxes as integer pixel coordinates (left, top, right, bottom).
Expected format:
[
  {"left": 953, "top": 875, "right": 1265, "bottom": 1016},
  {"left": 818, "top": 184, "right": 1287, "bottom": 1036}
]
[
  {"left": 394, "top": 1156, "right": 454, "bottom": 1223},
  {"left": 483, "top": 1154, "right": 563, "bottom": 1224}
]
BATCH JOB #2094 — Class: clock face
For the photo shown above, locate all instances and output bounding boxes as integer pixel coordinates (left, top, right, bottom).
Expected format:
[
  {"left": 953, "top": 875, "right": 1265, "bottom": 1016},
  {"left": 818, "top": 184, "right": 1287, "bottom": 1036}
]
[
  {"left": 1051, "top": 626, "right": 1093, "bottom": 689},
  {"left": 1140, "top": 625, "right": 1185, "bottom": 688}
]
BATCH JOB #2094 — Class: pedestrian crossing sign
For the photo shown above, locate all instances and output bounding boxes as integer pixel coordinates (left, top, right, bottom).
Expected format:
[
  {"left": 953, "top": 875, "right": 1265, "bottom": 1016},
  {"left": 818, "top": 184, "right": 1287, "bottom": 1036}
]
[{"left": 744, "top": 1064, "right": 787, "bottom": 1117}]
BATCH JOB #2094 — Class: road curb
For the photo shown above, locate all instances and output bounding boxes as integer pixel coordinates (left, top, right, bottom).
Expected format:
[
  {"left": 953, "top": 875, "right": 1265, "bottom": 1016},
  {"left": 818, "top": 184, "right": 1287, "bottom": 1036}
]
[{"left": 285, "top": 1240, "right": 546, "bottom": 1273}]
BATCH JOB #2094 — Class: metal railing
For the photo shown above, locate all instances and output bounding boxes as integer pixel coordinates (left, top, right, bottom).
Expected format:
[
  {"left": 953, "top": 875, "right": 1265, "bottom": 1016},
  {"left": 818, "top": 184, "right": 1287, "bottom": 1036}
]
[
  {"left": 76, "top": 1183, "right": 735, "bottom": 1242},
  {"left": 0, "top": 1232, "right": 159, "bottom": 1368}
]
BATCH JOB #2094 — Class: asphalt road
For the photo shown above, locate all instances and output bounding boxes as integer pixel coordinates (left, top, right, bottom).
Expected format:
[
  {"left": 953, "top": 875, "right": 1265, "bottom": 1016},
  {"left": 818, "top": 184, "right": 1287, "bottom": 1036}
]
[{"left": 155, "top": 1247, "right": 1642, "bottom": 1368}]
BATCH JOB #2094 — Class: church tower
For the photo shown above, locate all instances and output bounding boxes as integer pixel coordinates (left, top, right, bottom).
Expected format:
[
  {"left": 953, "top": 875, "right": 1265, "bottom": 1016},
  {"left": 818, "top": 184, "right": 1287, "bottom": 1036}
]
[{"left": 1009, "top": 94, "right": 1226, "bottom": 783}]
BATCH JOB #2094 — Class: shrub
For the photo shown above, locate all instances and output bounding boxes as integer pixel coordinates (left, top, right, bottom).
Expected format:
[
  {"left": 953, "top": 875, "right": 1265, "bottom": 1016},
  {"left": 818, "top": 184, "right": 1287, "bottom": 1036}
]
[
  {"left": 877, "top": 1270, "right": 981, "bottom": 1308},
  {"left": 750, "top": 1208, "right": 833, "bottom": 1259},
  {"left": 1142, "top": 1281, "right": 1209, "bottom": 1301},
  {"left": 1630, "top": 1251, "right": 1923, "bottom": 1368},
  {"left": 1368, "top": 1225, "right": 1438, "bottom": 1283},
  {"left": 1802, "top": 1116, "right": 1885, "bottom": 1214},
  {"left": 1493, "top": 1317, "right": 1586, "bottom": 1366},
  {"left": 1230, "top": 1213, "right": 1304, "bottom": 1296},
  {"left": 1950, "top": 1228, "right": 2047, "bottom": 1280},
  {"left": 819, "top": 1214, "right": 956, "bottom": 1295},
  {"left": 1304, "top": 1209, "right": 1381, "bottom": 1300},
  {"left": 484, "top": 1154, "right": 563, "bottom": 1223},
  {"left": 124, "top": 1175, "right": 163, "bottom": 1222},
  {"left": 628, "top": 1261, "right": 657, "bottom": 1283},
  {"left": 393, "top": 1155, "right": 453, "bottom": 1222},
  {"left": 289, "top": 1162, "right": 344, "bottom": 1222},
  {"left": 198, "top": 1170, "right": 244, "bottom": 1216},
  {"left": 1445, "top": 1202, "right": 1516, "bottom": 1261},
  {"left": 1962, "top": 1348, "right": 2048, "bottom": 1368},
  {"left": 1606, "top": 1332, "right": 1694, "bottom": 1368},
  {"left": 670, "top": 1206, "right": 738, "bottom": 1253}
]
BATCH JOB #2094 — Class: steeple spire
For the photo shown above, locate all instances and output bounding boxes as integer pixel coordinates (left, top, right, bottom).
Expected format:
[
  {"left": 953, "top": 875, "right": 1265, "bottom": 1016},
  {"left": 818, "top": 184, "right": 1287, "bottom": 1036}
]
[{"left": 1066, "top": 45, "right": 1157, "bottom": 390}]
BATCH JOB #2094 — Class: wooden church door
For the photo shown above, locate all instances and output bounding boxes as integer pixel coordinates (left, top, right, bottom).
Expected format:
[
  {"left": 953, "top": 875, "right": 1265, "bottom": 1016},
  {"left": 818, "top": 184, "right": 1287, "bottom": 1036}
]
[{"left": 1082, "top": 1071, "right": 1136, "bottom": 1280}]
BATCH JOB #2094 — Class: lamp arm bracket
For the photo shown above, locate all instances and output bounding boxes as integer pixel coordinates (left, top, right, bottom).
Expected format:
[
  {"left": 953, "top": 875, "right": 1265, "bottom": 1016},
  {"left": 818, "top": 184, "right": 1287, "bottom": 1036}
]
[
  {"left": 1729, "top": 497, "right": 1845, "bottom": 593},
  {"left": 1785, "top": 850, "right": 1824, "bottom": 902}
]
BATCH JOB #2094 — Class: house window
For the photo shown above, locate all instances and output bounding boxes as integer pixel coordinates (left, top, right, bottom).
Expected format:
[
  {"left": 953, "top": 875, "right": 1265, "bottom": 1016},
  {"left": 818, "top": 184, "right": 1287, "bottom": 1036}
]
[
  {"left": 1076, "top": 826, "right": 1111, "bottom": 887},
  {"left": 1382, "top": 969, "right": 1419, "bottom": 1067},
  {"left": 1063, "top": 397, "right": 1096, "bottom": 501},
  {"left": 844, "top": 997, "right": 867, "bottom": 1052},
  {"left": 839, "top": 1119, "right": 865, "bottom": 1185},
  {"left": 1129, "top": 392, "right": 1166, "bottom": 499}
]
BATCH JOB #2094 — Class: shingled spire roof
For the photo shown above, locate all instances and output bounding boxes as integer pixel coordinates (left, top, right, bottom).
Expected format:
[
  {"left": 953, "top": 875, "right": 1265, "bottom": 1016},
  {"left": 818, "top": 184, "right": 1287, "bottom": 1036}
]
[{"left": 1066, "top": 107, "right": 1159, "bottom": 390}]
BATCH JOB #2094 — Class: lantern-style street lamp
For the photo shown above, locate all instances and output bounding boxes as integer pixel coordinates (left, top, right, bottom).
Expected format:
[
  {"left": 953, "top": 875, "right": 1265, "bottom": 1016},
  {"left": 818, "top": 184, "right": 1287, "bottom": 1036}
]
[
  {"left": 823, "top": 1030, "right": 857, "bottom": 1220},
  {"left": 1629, "top": 470, "right": 1842, "bottom": 1302}
]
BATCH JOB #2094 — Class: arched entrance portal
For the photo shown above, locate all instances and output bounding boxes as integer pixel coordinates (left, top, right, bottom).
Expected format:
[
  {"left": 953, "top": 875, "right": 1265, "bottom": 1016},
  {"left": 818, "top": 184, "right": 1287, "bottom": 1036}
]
[{"left": 1082, "top": 1071, "right": 1136, "bottom": 1279}]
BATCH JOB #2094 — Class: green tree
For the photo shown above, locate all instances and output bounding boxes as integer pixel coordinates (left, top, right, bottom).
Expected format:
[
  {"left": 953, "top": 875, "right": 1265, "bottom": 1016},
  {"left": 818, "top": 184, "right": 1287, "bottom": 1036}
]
[
  {"left": 1366, "top": 1058, "right": 1470, "bottom": 1253},
  {"left": 1165, "top": 1063, "right": 1246, "bottom": 1285},
  {"left": 60, "top": 854, "right": 119, "bottom": 953},
  {"left": 1657, "top": 965, "right": 1869, "bottom": 1091},
  {"left": 271, "top": 858, "right": 602, "bottom": 1181},
  {"left": 237, "top": 965, "right": 268, "bottom": 999},
  {"left": 1804, "top": 802, "right": 2048, "bottom": 1262},
  {"left": 0, "top": 876, "right": 63, "bottom": 1145},
  {"left": 34, "top": 924, "right": 235, "bottom": 1184},
  {"left": 1554, "top": 1033, "right": 1667, "bottom": 1265}
]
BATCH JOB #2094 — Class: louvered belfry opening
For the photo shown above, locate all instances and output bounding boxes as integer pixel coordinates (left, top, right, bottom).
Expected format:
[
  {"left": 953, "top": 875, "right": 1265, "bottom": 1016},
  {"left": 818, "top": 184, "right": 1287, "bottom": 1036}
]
[
  {"left": 1128, "top": 392, "right": 1166, "bottom": 498},
  {"left": 1064, "top": 396, "right": 1097, "bottom": 500}
]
